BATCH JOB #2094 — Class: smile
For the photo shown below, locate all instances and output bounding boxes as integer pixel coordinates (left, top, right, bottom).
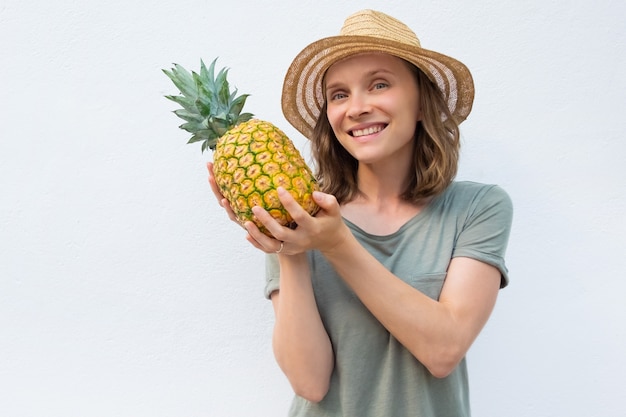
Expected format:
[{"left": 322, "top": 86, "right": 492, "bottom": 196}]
[{"left": 350, "top": 124, "right": 386, "bottom": 137}]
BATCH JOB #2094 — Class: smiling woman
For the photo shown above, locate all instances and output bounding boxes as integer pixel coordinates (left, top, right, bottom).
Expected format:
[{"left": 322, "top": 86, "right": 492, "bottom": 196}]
[{"left": 207, "top": 9, "right": 513, "bottom": 417}]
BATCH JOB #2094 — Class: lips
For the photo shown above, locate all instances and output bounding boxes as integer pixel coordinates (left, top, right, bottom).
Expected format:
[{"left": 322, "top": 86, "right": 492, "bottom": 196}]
[{"left": 350, "top": 124, "right": 386, "bottom": 137}]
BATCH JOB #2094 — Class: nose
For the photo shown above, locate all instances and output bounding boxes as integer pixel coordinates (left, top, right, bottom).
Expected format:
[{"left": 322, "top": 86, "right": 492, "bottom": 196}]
[{"left": 346, "top": 92, "right": 372, "bottom": 119}]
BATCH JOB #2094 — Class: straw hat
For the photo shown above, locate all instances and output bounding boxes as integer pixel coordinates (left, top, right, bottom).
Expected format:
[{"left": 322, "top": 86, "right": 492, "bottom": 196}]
[{"left": 282, "top": 9, "right": 475, "bottom": 140}]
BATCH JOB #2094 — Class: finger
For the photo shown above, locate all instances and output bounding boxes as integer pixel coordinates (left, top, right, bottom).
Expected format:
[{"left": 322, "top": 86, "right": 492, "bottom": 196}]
[
  {"left": 276, "top": 187, "right": 310, "bottom": 224},
  {"left": 210, "top": 181, "right": 237, "bottom": 220},
  {"left": 244, "top": 220, "right": 282, "bottom": 252},
  {"left": 222, "top": 199, "right": 240, "bottom": 224},
  {"left": 249, "top": 205, "right": 289, "bottom": 241},
  {"left": 207, "top": 163, "right": 225, "bottom": 204},
  {"left": 244, "top": 229, "right": 265, "bottom": 251},
  {"left": 207, "top": 163, "right": 243, "bottom": 225},
  {"left": 312, "top": 190, "right": 340, "bottom": 215}
]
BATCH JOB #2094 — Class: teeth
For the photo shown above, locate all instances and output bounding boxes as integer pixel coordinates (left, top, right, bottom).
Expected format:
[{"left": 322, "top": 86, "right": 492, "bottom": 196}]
[{"left": 352, "top": 125, "right": 383, "bottom": 137}]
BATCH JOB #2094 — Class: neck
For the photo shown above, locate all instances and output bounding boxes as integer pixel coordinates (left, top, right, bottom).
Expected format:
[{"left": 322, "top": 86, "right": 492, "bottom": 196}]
[
  {"left": 355, "top": 160, "right": 411, "bottom": 204},
  {"left": 341, "top": 161, "right": 429, "bottom": 235}
]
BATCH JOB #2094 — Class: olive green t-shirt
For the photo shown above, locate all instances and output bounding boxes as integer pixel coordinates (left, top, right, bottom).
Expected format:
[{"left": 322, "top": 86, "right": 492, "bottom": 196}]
[{"left": 264, "top": 181, "right": 513, "bottom": 417}]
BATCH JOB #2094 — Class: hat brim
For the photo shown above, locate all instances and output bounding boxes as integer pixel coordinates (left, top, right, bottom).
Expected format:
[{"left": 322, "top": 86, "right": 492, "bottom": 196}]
[{"left": 282, "top": 35, "right": 475, "bottom": 140}]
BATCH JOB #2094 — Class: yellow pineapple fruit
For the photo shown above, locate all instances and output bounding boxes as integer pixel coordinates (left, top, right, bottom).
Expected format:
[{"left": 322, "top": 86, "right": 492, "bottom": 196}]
[{"left": 163, "top": 59, "right": 319, "bottom": 236}]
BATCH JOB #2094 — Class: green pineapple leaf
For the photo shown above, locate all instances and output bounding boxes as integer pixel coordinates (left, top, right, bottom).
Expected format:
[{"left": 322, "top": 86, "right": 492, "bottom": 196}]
[
  {"left": 163, "top": 57, "right": 254, "bottom": 153},
  {"left": 230, "top": 93, "right": 249, "bottom": 118},
  {"left": 173, "top": 109, "right": 204, "bottom": 123},
  {"left": 237, "top": 113, "right": 254, "bottom": 124}
]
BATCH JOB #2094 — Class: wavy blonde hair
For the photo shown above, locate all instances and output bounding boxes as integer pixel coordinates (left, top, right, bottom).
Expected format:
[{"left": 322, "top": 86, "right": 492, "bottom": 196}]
[{"left": 310, "top": 60, "right": 461, "bottom": 205}]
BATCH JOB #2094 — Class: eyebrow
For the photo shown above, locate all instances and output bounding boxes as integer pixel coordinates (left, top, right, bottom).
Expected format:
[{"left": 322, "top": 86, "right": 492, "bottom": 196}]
[{"left": 325, "top": 68, "right": 395, "bottom": 92}]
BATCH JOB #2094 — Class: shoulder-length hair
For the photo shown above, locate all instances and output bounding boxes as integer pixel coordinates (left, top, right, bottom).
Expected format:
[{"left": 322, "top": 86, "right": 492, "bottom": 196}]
[{"left": 310, "top": 60, "right": 461, "bottom": 205}]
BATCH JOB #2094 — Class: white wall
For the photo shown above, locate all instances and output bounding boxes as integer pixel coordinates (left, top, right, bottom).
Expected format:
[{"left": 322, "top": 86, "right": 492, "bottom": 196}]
[{"left": 1, "top": 0, "right": 624, "bottom": 416}]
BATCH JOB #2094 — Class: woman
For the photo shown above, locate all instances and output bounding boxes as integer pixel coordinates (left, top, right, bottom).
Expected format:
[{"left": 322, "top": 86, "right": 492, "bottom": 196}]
[{"left": 209, "top": 9, "right": 513, "bottom": 417}]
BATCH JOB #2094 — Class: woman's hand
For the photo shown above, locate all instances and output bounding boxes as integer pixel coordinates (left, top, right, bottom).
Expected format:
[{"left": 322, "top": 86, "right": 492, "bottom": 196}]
[
  {"left": 209, "top": 162, "right": 349, "bottom": 254},
  {"left": 246, "top": 187, "right": 350, "bottom": 255}
]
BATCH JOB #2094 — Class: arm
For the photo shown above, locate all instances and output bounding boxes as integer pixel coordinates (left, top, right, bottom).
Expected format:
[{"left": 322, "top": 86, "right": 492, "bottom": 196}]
[
  {"left": 270, "top": 254, "right": 334, "bottom": 402},
  {"left": 251, "top": 188, "right": 502, "bottom": 378},
  {"left": 322, "top": 232, "right": 500, "bottom": 378},
  {"left": 208, "top": 166, "right": 333, "bottom": 401}
]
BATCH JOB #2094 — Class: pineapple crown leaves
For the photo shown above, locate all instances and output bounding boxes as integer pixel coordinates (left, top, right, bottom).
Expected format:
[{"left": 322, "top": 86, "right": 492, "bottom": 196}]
[{"left": 163, "top": 58, "right": 254, "bottom": 152}]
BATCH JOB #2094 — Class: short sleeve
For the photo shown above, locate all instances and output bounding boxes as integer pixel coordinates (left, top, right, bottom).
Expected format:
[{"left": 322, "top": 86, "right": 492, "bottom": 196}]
[
  {"left": 264, "top": 253, "right": 280, "bottom": 299},
  {"left": 452, "top": 185, "right": 514, "bottom": 288}
]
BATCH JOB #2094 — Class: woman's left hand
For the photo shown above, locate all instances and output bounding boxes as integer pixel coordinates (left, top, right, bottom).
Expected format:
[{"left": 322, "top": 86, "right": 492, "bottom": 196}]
[{"left": 244, "top": 187, "right": 350, "bottom": 255}]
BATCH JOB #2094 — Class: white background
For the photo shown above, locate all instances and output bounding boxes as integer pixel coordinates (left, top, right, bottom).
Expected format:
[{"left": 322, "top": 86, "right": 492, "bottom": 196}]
[{"left": 1, "top": 0, "right": 625, "bottom": 416}]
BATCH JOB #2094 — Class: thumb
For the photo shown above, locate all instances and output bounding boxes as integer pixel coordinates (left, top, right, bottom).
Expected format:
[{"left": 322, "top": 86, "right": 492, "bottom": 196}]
[{"left": 313, "top": 191, "right": 339, "bottom": 213}]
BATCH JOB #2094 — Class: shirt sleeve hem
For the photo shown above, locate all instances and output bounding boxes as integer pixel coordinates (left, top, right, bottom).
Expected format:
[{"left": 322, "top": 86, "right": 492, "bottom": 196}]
[{"left": 452, "top": 250, "right": 510, "bottom": 289}]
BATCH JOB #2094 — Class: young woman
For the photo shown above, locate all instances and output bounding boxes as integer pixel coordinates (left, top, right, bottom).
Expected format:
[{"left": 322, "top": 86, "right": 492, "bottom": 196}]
[{"left": 209, "top": 9, "right": 513, "bottom": 417}]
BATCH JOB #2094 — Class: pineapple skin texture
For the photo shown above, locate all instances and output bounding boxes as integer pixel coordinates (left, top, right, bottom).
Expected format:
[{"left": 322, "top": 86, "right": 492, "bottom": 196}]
[{"left": 212, "top": 119, "right": 319, "bottom": 237}]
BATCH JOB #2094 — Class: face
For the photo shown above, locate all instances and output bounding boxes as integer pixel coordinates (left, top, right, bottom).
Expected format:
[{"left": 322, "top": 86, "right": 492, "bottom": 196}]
[{"left": 324, "top": 53, "right": 421, "bottom": 166}]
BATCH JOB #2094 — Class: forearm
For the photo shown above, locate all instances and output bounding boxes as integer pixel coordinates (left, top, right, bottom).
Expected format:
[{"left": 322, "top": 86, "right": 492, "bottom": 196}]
[
  {"left": 271, "top": 253, "right": 334, "bottom": 402},
  {"left": 322, "top": 229, "right": 497, "bottom": 377}
]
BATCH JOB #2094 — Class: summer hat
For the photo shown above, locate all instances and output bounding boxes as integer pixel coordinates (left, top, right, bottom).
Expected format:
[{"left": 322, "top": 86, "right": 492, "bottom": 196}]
[{"left": 282, "top": 9, "right": 475, "bottom": 140}]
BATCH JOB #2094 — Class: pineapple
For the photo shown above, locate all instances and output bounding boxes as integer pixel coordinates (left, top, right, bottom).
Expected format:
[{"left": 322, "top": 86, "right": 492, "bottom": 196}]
[{"left": 163, "top": 59, "right": 319, "bottom": 237}]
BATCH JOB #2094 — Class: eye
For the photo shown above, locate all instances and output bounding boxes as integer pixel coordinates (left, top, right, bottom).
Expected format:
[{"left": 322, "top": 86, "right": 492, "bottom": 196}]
[
  {"left": 329, "top": 92, "right": 347, "bottom": 101},
  {"left": 373, "top": 82, "right": 388, "bottom": 90}
]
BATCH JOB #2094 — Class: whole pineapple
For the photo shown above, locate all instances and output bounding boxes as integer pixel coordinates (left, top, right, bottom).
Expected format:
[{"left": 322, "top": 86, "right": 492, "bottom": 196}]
[{"left": 163, "top": 59, "right": 319, "bottom": 237}]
